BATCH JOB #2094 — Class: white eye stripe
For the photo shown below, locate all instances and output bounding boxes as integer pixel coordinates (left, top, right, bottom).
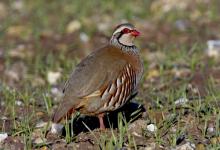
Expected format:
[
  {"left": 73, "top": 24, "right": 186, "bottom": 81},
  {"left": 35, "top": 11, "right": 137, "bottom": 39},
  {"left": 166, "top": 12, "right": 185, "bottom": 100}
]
[{"left": 113, "top": 26, "right": 133, "bottom": 35}]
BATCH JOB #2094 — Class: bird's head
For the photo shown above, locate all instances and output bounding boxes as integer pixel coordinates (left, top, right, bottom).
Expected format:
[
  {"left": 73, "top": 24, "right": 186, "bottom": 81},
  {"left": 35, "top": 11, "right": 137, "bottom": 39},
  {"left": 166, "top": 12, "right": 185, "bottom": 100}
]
[{"left": 111, "top": 23, "right": 140, "bottom": 47}]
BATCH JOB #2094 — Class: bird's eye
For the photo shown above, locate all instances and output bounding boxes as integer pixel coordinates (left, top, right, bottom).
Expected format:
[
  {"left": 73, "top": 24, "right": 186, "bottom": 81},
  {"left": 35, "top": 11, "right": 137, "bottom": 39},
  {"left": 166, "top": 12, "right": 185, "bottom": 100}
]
[{"left": 122, "top": 28, "right": 130, "bottom": 33}]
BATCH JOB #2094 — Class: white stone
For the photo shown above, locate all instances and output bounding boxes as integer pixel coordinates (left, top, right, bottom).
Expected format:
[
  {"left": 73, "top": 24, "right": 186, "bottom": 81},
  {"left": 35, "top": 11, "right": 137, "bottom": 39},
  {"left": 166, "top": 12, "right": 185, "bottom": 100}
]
[
  {"left": 15, "top": 100, "right": 23, "bottom": 106},
  {"left": 51, "top": 87, "right": 63, "bottom": 98},
  {"left": 66, "top": 20, "right": 81, "bottom": 33},
  {"left": 51, "top": 123, "right": 63, "bottom": 134},
  {"left": 79, "top": 32, "right": 89, "bottom": 42},
  {"left": 206, "top": 40, "right": 220, "bottom": 58},
  {"left": 147, "top": 124, "right": 157, "bottom": 132},
  {"left": 47, "top": 71, "right": 61, "bottom": 85},
  {"left": 175, "top": 97, "right": 188, "bottom": 105},
  {"left": 207, "top": 127, "right": 214, "bottom": 133},
  {"left": 0, "top": 133, "right": 8, "bottom": 142}
]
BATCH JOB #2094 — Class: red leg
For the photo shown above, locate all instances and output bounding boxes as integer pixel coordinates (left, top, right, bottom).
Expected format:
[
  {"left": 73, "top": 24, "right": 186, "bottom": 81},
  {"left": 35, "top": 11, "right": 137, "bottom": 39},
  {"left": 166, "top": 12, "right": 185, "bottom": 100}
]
[{"left": 98, "top": 113, "right": 105, "bottom": 130}]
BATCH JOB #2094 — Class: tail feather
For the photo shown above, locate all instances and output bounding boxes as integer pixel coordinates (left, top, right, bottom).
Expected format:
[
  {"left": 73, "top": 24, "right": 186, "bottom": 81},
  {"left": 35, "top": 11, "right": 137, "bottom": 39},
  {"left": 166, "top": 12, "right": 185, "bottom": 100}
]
[
  {"left": 52, "top": 108, "right": 75, "bottom": 123},
  {"left": 52, "top": 109, "right": 65, "bottom": 123},
  {"left": 52, "top": 102, "right": 76, "bottom": 123},
  {"left": 52, "top": 95, "right": 83, "bottom": 123}
]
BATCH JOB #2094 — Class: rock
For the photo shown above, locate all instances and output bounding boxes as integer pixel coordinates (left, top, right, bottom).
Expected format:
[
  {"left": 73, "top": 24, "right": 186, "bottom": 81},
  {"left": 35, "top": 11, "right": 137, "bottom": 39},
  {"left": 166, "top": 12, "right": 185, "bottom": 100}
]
[
  {"left": 15, "top": 100, "right": 23, "bottom": 106},
  {"left": 66, "top": 20, "right": 81, "bottom": 33},
  {"left": 206, "top": 40, "right": 220, "bottom": 58},
  {"left": 146, "top": 124, "right": 157, "bottom": 132},
  {"left": 47, "top": 71, "right": 61, "bottom": 85},
  {"left": 80, "top": 32, "right": 89, "bottom": 42},
  {"left": 174, "top": 97, "right": 188, "bottom": 105},
  {"left": 51, "top": 87, "right": 63, "bottom": 99},
  {"left": 51, "top": 123, "right": 63, "bottom": 134},
  {"left": 207, "top": 126, "right": 214, "bottom": 133},
  {"left": 0, "top": 133, "right": 8, "bottom": 143}
]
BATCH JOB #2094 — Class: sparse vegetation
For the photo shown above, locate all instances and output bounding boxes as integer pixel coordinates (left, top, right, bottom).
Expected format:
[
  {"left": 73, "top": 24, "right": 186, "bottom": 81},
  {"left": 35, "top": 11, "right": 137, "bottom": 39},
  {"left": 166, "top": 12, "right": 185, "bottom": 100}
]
[{"left": 1, "top": 0, "right": 220, "bottom": 149}]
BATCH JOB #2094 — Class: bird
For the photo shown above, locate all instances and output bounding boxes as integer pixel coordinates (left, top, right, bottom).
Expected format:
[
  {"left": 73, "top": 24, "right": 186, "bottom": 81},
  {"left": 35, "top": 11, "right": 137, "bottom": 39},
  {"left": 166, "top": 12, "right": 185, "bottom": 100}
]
[{"left": 52, "top": 23, "right": 143, "bottom": 130}]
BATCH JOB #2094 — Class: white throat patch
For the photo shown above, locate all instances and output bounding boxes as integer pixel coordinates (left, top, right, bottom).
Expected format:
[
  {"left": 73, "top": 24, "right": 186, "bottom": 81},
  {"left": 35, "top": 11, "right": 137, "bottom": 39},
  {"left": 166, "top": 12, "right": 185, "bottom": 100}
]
[{"left": 119, "top": 34, "right": 135, "bottom": 46}]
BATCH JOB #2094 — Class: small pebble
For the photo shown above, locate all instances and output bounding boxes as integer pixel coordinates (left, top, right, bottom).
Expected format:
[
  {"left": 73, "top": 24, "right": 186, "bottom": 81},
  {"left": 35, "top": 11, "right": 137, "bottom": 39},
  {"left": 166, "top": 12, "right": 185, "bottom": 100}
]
[
  {"left": 147, "top": 124, "right": 157, "bottom": 132},
  {"left": 206, "top": 40, "right": 220, "bottom": 58},
  {"left": 51, "top": 123, "right": 63, "bottom": 134},
  {"left": 174, "top": 97, "right": 188, "bottom": 105},
  {"left": 0, "top": 133, "right": 8, "bottom": 142},
  {"left": 15, "top": 100, "right": 23, "bottom": 106},
  {"left": 51, "top": 87, "right": 63, "bottom": 98},
  {"left": 80, "top": 32, "right": 89, "bottom": 42},
  {"left": 47, "top": 71, "right": 61, "bottom": 85},
  {"left": 207, "top": 127, "right": 214, "bottom": 133},
  {"left": 207, "top": 122, "right": 215, "bottom": 134},
  {"left": 66, "top": 20, "right": 81, "bottom": 33}
]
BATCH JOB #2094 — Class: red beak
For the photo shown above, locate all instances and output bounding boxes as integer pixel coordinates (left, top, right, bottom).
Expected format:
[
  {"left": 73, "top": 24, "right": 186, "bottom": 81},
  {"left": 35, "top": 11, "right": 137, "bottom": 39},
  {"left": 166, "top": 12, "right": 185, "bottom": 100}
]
[{"left": 131, "top": 29, "right": 140, "bottom": 37}]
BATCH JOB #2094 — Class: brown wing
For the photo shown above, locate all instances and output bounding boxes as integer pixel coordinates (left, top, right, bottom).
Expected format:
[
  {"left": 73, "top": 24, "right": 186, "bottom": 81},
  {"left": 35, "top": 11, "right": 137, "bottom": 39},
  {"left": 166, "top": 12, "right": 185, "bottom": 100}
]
[
  {"left": 52, "top": 45, "right": 139, "bottom": 122},
  {"left": 97, "top": 63, "right": 138, "bottom": 113}
]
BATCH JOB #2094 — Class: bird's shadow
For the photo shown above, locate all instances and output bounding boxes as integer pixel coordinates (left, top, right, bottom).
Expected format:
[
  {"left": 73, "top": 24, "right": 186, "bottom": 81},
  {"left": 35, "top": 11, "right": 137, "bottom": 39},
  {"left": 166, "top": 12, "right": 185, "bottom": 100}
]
[{"left": 62, "top": 102, "right": 145, "bottom": 136}]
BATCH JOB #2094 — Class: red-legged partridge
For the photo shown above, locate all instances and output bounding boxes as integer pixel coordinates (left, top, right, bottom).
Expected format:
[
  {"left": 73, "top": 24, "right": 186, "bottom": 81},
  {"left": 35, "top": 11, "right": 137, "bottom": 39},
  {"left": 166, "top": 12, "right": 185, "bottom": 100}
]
[{"left": 52, "top": 23, "right": 143, "bottom": 130}]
